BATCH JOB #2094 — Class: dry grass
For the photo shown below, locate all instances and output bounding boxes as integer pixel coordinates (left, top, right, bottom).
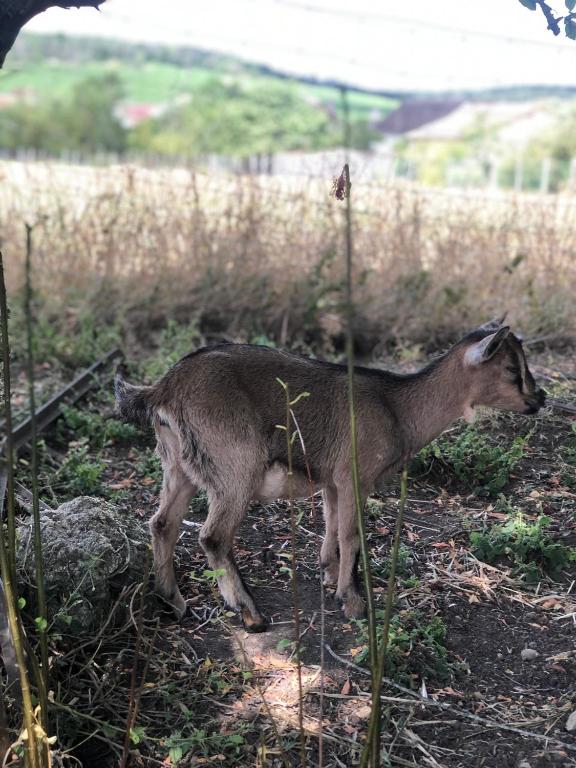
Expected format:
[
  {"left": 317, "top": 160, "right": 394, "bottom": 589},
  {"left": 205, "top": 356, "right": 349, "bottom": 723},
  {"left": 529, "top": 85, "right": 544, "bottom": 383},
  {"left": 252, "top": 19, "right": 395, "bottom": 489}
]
[{"left": 2, "top": 159, "right": 575, "bottom": 358}]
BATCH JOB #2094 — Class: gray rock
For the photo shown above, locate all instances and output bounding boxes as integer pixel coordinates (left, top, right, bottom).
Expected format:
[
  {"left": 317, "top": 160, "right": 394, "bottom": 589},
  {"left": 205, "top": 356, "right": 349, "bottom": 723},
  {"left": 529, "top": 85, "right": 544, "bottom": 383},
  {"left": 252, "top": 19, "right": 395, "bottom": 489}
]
[
  {"left": 566, "top": 710, "right": 576, "bottom": 732},
  {"left": 16, "top": 496, "right": 149, "bottom": 633},
  {"left": 520, "top": 648, "right": 539, "bottom": 662}
]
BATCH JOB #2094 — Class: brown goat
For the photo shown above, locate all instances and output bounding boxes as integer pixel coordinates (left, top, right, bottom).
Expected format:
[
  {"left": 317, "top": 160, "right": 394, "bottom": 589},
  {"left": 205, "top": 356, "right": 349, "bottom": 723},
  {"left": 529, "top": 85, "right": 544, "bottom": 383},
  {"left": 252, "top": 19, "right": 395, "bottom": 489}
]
[{"left": 115, "top": 320, "right": 545, "bottom": 631}]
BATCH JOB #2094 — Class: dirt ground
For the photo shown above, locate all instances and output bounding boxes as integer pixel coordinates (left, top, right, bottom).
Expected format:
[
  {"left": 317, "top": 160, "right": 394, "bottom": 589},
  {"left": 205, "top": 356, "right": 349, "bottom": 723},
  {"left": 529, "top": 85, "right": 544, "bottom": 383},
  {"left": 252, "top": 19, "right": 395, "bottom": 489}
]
[{"left": 7, "top": 345, "right": 576, "bottom": 767}]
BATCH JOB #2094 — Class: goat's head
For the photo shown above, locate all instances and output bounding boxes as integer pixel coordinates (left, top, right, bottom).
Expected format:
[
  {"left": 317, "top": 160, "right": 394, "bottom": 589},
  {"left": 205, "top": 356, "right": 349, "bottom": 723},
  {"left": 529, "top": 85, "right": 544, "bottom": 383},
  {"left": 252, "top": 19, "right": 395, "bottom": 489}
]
[{"left": 457, "top": 317, "right": 546, "bottom": 418}]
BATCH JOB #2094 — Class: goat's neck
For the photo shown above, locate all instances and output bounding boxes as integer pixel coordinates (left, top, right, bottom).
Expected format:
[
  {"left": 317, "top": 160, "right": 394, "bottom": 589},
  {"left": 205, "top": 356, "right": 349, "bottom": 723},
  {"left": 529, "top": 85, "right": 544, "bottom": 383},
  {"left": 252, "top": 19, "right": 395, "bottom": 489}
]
[{"left": 391, "top": 355, "right": 469, "bottom": 455}]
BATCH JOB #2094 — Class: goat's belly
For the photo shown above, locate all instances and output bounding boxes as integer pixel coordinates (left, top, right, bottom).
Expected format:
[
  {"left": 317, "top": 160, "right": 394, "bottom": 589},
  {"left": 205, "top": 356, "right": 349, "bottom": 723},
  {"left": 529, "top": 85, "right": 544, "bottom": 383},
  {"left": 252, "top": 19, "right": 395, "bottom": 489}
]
[{"left": 255, "top": 462, "right": 317, "bottom": 503}]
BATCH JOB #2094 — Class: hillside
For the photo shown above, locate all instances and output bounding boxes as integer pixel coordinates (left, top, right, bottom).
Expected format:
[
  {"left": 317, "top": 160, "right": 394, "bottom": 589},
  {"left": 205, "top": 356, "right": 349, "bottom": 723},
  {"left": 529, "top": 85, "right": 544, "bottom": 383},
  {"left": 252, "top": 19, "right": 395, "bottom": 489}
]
[{"left": 0, "top": 33, "right": 398, "bottom": 123}]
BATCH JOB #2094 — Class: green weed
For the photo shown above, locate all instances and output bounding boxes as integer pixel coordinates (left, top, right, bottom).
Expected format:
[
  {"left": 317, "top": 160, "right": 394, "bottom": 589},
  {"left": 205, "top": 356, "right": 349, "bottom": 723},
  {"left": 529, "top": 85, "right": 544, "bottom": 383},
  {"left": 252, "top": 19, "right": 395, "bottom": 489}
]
[
  {"left": 561, "top": 423, "right": 576, "bottom": 488},
  {"left": 136, "top": 448, "right": 163, "bottom": 482},
  {"left": 11, "top": 303, "right": 121, "bottom": 369},
  {"left": 164, "top": 726, "right": 246, "bottom": 765},
  {"left": 353, "top": 610, "right": 455, "bottom": 684},
  {"left": 139, "top": 319, "right": 201, "bottom": 381},
  {"left": 470, "top": 507, "right": 576, "bottom": 582},
  {"left": 373, "top": 544, "right": 413, "bottom": 579},
  {"left": 413, "top": 427, "right": 528, "bottom": 496},
  {"left": 55, "top": 440, "right": 105, "bottom": 497},
  {"left": 59, "top": 405, "right": 139, "bottom": 451}
]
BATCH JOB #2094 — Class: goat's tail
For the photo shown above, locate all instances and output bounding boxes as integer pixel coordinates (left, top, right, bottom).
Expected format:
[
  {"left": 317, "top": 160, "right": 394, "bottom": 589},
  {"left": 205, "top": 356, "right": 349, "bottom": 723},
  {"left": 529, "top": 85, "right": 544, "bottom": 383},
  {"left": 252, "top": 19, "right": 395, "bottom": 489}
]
[{"left": 114, "top": 375, "right": 154, "bottom": 428}]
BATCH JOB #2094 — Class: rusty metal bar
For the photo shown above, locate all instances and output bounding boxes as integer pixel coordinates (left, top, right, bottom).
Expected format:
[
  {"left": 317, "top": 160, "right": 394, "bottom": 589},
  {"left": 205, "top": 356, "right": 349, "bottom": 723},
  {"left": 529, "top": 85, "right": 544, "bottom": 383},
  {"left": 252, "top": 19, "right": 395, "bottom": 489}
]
[
  {"left": 0, "top": 347, "right": 124, "bottom": 457},
  {"left": 548, "top": 397, "right": 576, "bottom": 416}
]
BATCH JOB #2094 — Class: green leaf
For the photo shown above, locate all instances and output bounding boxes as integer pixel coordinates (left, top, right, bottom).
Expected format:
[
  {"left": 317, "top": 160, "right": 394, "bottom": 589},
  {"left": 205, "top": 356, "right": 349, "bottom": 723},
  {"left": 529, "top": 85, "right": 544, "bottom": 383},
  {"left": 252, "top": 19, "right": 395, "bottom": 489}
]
[
  {"left": 289, "top": 391, "right": 310, "bottom": 406},
  {"left": 567, "top": 0, "right": 576, "bottom": 10},
  {"left": 565, "top": 13, "right": 576, "bottom": 38},
  {"left": 518, "top": 0, "right": 537, "bottom": 8},
  {"left": 35, "top": 616, "right": 48, "bottom": 632},
  {"left": 17, "top": 597, "right": 26, "bottom": 610},
  {"left": 130, "top": 726, "right": 146, "bottom": 745},
  {"left": 202, "top": 568, "right": 226, "bottom": 582},
  {"left": 169, "top": 746, "right": 183, "bottom": 764}
]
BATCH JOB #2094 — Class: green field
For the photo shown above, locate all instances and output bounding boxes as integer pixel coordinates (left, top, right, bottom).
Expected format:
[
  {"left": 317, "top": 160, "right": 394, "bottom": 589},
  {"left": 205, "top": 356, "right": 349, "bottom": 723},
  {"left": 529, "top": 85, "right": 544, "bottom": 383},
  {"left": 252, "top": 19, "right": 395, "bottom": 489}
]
[{"left": 0, "top": 53, "right": 397, "bottom": 119}]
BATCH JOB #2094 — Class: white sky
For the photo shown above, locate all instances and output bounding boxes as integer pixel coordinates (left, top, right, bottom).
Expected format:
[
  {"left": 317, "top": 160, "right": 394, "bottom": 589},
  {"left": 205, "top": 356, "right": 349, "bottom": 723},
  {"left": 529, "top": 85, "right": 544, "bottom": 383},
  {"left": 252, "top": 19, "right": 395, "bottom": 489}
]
[{"left": 23, "top": 0, "right": 576, "bottom": 93}]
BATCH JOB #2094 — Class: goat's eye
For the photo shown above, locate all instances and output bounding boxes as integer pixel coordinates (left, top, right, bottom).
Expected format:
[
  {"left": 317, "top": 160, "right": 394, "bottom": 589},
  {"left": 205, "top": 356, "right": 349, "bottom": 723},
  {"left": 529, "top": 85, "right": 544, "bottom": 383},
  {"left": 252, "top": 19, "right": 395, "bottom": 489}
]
[{"left": 506, "top": 366, "right": 518, "bottom": 375}]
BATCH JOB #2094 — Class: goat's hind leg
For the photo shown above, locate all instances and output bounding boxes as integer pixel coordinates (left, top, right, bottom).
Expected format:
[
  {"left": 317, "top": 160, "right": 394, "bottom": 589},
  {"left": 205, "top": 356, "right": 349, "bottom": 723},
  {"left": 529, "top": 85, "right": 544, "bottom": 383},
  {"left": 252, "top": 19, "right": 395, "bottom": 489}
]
[
  {"left": 320, "top": 486, "right": 339, "bottom": 585},
  {"left": 335, "top": 485, "right": 366, "bottom": 620},
  {"left": 200, "top": 491, "right": 267, "bottom": 633},
  {"left": 151, "top": 427, "right": 197, "bottom": 618}
]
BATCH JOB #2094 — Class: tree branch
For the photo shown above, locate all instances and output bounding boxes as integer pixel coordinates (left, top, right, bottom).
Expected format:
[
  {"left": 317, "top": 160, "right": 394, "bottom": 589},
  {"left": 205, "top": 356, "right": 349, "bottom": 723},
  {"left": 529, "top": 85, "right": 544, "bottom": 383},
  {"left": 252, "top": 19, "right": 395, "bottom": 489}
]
[
  {"left": 0, "top": 1, "right": 104, "bottom": 67},
  {"left": 536, "top": 0, "right": 562, "bottom": 35}
]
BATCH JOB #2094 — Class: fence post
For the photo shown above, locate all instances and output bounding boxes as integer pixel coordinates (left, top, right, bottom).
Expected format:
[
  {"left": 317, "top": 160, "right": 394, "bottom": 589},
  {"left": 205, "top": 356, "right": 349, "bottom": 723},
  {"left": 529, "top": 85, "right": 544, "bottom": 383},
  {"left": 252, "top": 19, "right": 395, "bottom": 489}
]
[
  {"left": 514, "top": 154, "right": 524, "bottom": 193},
  {"left": 540, "top": 157, "right": 551, "bottom": 194}
]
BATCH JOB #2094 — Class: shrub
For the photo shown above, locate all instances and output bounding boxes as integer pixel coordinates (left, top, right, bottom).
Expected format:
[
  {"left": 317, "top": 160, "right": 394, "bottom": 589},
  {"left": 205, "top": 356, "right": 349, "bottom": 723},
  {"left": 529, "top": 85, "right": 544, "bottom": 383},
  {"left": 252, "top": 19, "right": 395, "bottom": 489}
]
[{"left": 471, "top": 508, "right": 576, "bottom": 582}]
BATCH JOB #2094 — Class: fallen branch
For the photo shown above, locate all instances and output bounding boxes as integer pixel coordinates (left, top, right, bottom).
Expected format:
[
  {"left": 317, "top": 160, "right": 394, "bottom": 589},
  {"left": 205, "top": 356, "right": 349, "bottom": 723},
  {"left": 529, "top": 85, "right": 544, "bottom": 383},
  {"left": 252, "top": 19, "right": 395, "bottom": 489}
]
[
  {"left": 324, "top": 643, "right": 576, "bottom": 754},
  {"left": 547, "top": 397, "right": 576, "bottom": 416}
]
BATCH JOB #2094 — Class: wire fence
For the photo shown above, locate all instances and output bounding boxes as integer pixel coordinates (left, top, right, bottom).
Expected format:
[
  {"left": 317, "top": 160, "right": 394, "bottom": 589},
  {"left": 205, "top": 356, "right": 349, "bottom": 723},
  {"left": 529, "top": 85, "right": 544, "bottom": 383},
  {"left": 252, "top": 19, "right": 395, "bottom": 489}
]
[{"left": 1, "top": 146, "right": 574, "bottom": 194}]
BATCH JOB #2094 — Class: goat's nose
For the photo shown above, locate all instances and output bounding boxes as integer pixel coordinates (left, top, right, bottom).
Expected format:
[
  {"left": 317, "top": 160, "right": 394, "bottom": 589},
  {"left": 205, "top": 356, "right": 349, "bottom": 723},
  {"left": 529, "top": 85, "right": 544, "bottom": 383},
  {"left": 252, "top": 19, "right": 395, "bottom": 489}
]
[{"left": 524, "top": 388, "right": 546, "bottom": 414}]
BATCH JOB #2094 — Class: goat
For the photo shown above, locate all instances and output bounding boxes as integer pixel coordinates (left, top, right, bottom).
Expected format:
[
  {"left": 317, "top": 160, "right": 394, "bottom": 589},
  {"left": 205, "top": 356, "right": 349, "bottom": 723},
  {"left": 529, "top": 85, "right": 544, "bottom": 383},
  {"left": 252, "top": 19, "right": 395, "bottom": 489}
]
[{"left": 115, "top": 319, "right": 545, "bottom": 632}]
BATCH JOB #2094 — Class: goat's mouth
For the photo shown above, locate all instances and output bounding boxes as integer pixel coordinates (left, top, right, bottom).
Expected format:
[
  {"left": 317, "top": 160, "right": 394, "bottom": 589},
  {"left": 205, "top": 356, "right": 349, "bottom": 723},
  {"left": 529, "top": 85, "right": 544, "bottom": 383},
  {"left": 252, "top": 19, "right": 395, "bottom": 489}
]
[{"left": 523, "top": 388, "right": 546, "bottom": 414}]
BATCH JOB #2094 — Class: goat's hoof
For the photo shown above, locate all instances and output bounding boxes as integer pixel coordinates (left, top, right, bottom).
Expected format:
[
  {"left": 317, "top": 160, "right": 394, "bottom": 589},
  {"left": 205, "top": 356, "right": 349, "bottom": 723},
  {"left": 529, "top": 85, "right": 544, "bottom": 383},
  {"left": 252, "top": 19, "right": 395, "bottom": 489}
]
[
  {"left": 340, "top": 594, "right": 366, "bottom": 620},
  {"left": 241, "top": 608, "right": 268, "bottom": 633},
  {"left": 159, "top": 590, "right": 187, "bottom": 620},
  {"left": 321, "top": 564, "right": 339, "bottom": 586}
]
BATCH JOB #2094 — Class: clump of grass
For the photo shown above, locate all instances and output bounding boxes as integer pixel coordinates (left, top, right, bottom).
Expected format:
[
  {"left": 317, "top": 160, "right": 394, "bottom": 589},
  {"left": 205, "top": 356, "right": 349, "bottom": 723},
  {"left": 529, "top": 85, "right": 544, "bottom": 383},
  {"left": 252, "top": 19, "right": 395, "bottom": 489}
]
[
  {"left": 55, "top": 440, "right": 106, "bottom": 498},
  {"left": 139, "top": 319, "right": 201, "bottom": 381},
  {"left": 561, "top": 423, "right": 576, "bottom": 488},
  {"left": 413, "top": 426, "right": 528, "bottom": 496},
  {"left": 10, "top": 301, "right": 121, "bottom": 369},
  {"left": 135, "top": 448, "right": 162, "bottom": 483},
  {"left": 373, "top": 544, "right": 413, "bottom": 579},
  {"left": 353, "top": 610, "right": 456, "bottom": 684},
  {"left": 471, "top": 506, "right": 576, "bottom": 582},
  {"left": 60, "top": 404, "right": 139, "bottom": 447},
  {"left": 164, "top": 726, "right": 247, "bottom": 765}
]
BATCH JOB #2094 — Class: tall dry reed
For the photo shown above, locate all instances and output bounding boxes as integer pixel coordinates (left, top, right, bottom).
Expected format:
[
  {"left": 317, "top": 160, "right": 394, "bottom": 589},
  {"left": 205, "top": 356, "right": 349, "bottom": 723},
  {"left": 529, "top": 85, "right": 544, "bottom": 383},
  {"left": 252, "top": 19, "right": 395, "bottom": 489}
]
[{"left": 1, "top": 160, "right": 575, "bottom": 358}]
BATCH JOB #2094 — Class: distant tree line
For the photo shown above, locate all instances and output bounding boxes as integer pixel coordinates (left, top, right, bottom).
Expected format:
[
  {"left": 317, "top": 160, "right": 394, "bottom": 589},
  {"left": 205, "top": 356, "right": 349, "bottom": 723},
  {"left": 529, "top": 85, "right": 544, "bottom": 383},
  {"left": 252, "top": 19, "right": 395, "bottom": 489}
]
[
  {"left": 11, "top": 32, "right": 243, "bottom": 71},
  {"left": 0, "top": 72, "right": 377, "bottom": 157}
]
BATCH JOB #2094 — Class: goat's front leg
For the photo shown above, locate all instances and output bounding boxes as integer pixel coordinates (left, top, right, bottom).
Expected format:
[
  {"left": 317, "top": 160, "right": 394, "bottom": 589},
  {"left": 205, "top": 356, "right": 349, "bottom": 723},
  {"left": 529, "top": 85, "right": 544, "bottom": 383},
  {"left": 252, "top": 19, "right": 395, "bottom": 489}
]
[
  {"left": 150, "top": 462, "right": 197, "bottom": 618},
  {"left": 199, "top": 493, "right": 267, "bottom": 633},
  {"left": 320, "top": 485, "right": 339, "bottom": 585},
  {"left": 335, "top": 486, "right": 367, "bottom": 620}
]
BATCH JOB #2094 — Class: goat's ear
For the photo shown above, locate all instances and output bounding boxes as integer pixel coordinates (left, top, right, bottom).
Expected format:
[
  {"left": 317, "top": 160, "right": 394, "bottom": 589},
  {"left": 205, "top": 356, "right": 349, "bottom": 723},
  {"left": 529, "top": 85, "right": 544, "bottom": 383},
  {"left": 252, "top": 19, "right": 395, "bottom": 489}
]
[
  {"left": 464, "top": 326, "right": 510, "bottom": 366},
  {"left": 478, "top": 312, "right": 508, "bottom": 332}
]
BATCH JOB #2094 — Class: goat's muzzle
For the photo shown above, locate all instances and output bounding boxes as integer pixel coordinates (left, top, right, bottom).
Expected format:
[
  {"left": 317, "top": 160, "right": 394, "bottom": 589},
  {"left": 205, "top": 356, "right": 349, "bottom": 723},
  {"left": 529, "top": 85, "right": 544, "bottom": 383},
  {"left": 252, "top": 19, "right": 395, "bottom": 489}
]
[{"left": 524, "top": 388, "right": 546, "bottom": 414}]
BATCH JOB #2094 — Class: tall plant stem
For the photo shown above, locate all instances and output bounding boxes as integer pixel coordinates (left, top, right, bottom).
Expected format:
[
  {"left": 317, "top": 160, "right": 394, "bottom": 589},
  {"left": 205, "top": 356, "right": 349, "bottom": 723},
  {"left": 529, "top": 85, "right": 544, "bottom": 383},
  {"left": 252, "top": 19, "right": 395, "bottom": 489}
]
[
  {"left": 340, "top": 87, "right": 379, "bottom": 766},
  {"left": 362, "top": 466, "right": 409, "bottom": 768},
  {"left": 24, "top": 224, "right": 49, "bottom": 731},
  {"left": 0, "top": 249, "right": 42, "bottom": 768},
  {"left": 120, "top": 562, "right": 152, "bottom": 768},
  {"left": 0, "top": 260, "right": 15, "bottom": 580},
  {"left": 279, "top": 379, "right": 306, "bottom": 767}
]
